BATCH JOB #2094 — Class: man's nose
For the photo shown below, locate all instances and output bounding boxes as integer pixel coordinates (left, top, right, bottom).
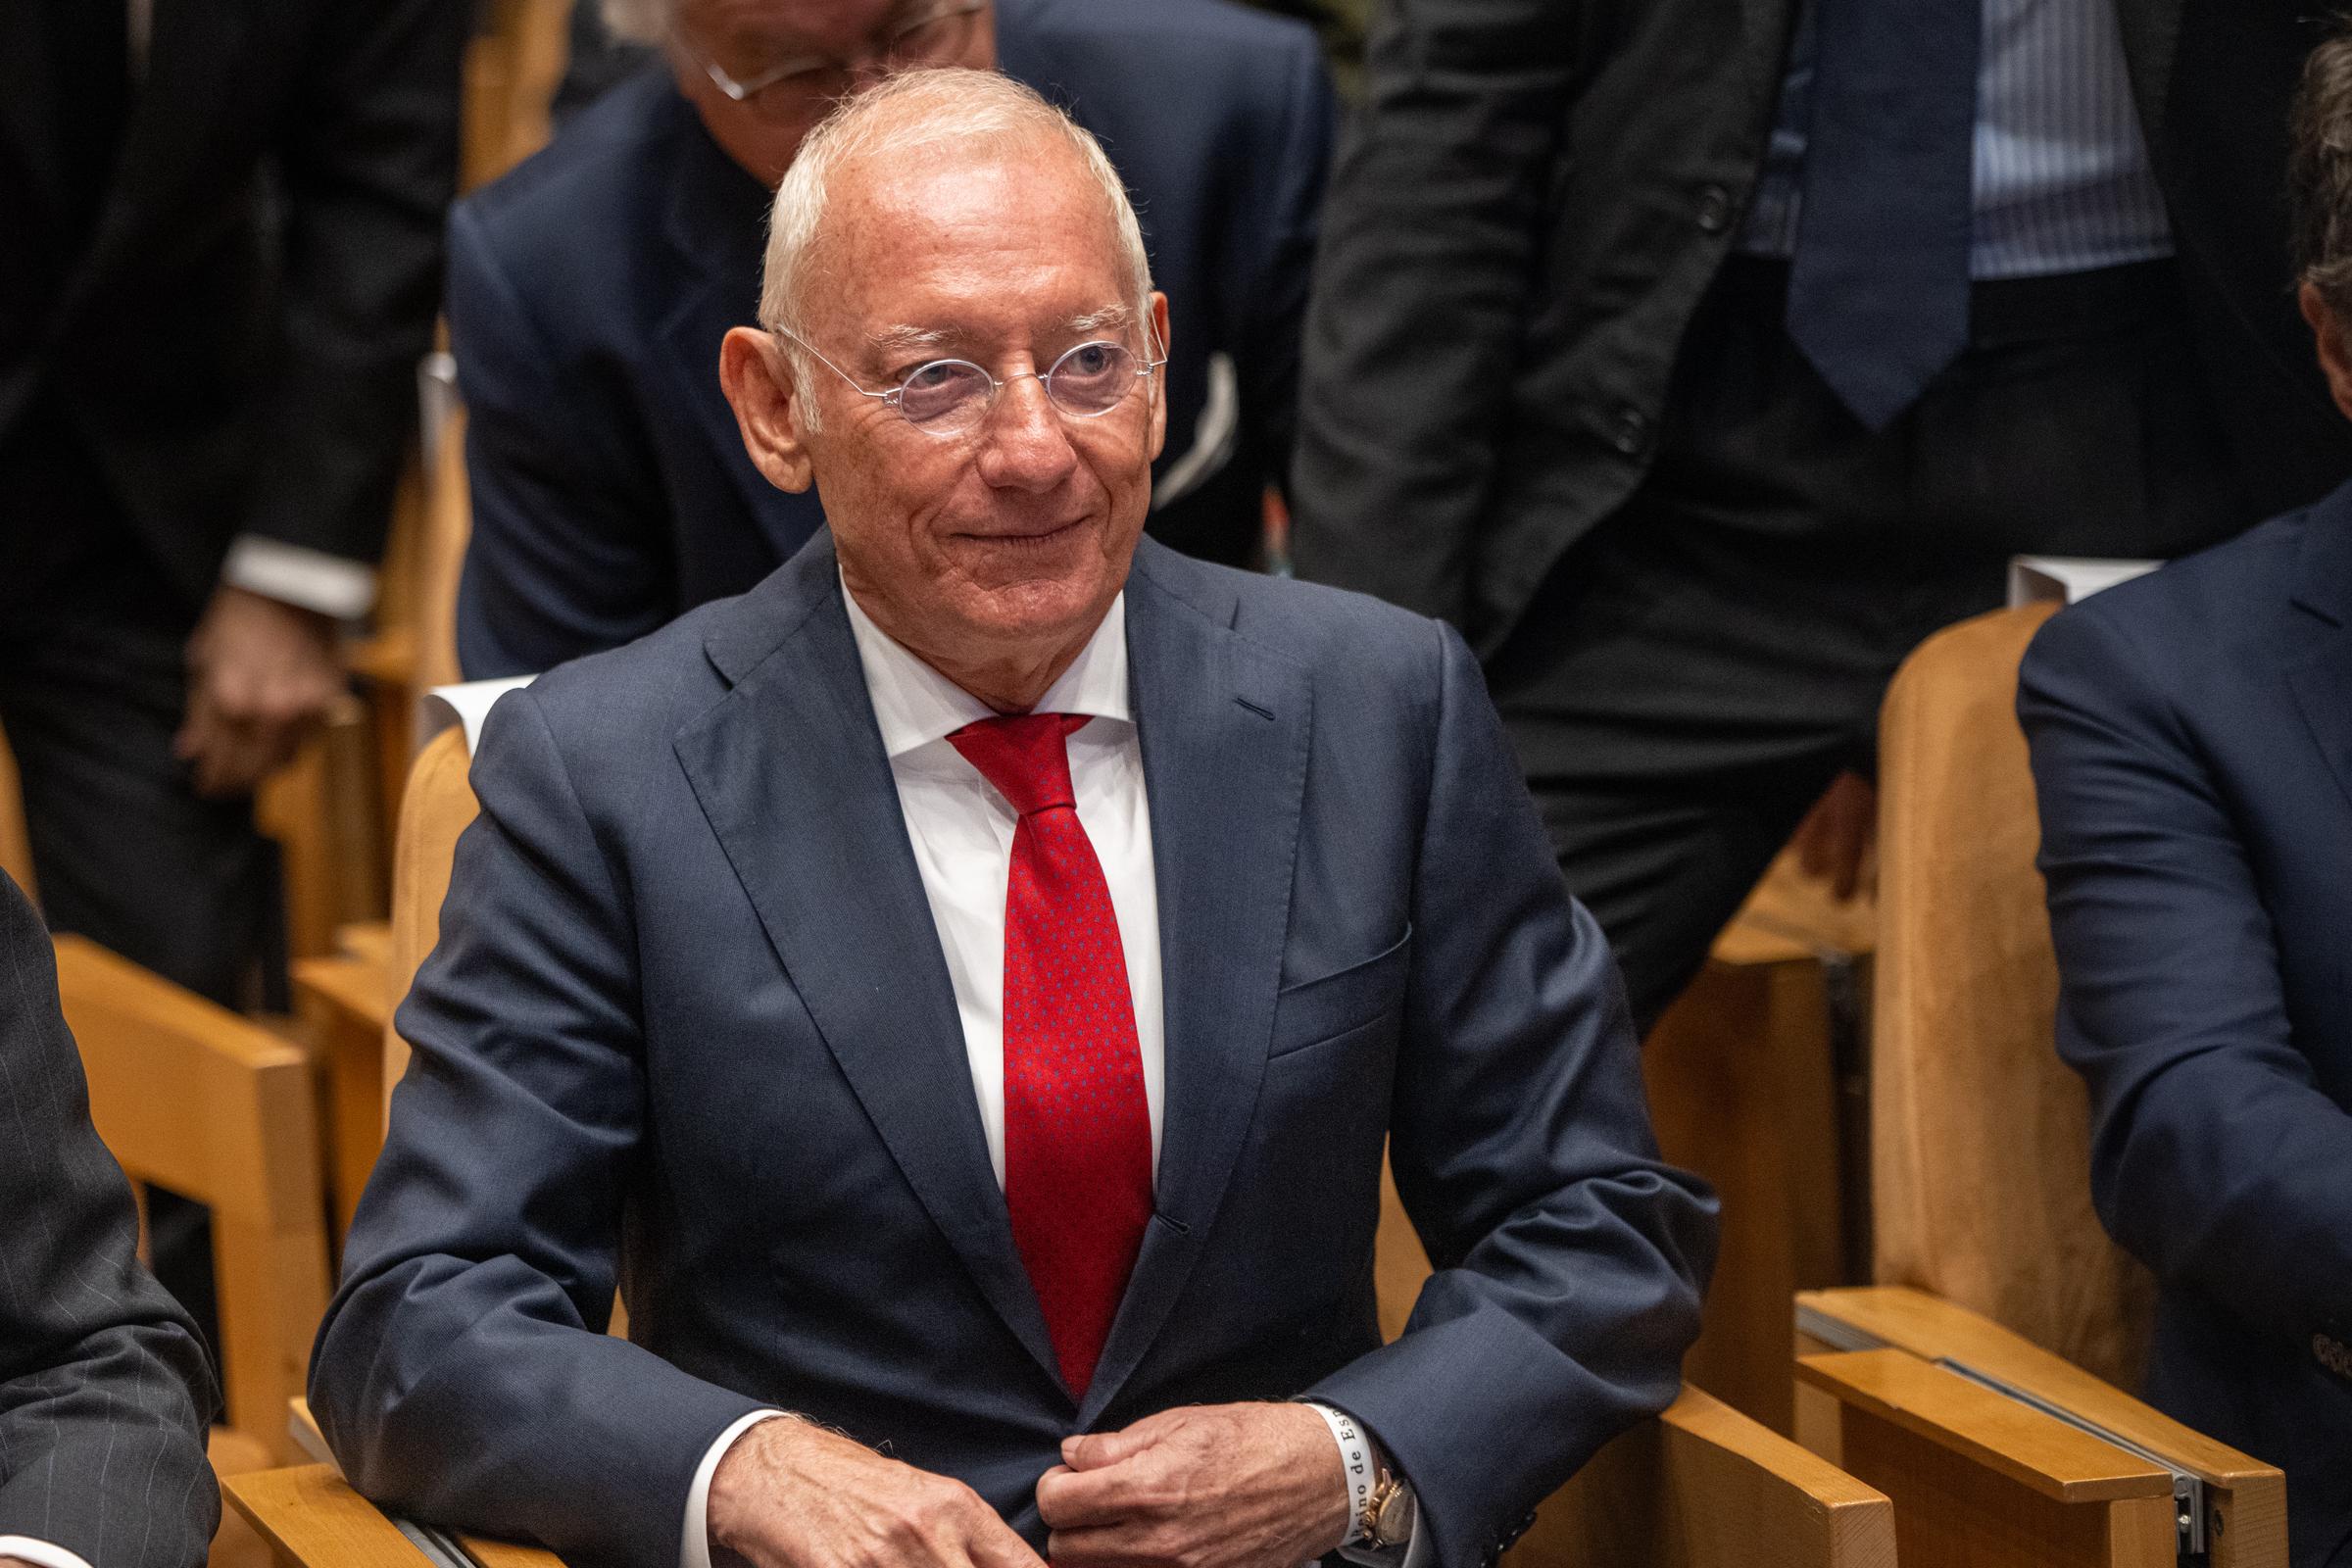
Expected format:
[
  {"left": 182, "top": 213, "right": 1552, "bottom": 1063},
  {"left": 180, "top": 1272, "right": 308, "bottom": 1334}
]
[{"left": 974, "top": 373, "right": 1079, "bottom": 493}]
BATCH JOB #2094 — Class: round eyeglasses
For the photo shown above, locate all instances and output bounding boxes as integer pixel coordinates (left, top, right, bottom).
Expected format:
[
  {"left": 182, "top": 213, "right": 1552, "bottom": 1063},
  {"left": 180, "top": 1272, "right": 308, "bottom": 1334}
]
[
  {"left": 673, "top": 0, "right": 989, "bottom": 119},
  {"left": 773, "top": 325, "right": 1166, "bottom": 436}
]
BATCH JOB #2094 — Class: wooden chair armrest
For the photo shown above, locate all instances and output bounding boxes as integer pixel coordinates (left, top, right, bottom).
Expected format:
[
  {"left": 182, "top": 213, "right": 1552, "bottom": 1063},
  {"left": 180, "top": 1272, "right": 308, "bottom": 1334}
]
[
  {"left": 224, "top": 1466, "right": 568, "bottom": 1568},
  {"left": 1796, "top": 1287, "right": 2286, "bottom": 1567},
  {"left": 1653, "top": 1387, "right": 1895, "bottom": 1568},
  {"left": 223, "top": 1466, "right": 432, "bottom": 1568},
  {"left": 1519, "top": 1386, "right": 1894, "bottom": 1568},
  {"left": 1796, "top": 1351, "right": 2169, "bottom": 1504}
]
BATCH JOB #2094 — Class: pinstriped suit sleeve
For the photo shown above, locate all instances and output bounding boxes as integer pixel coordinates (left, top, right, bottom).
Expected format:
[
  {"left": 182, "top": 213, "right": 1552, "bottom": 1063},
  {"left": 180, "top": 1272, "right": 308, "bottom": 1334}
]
[{"left": 0, "top": 873, "right": 220, "bottom": 1568}]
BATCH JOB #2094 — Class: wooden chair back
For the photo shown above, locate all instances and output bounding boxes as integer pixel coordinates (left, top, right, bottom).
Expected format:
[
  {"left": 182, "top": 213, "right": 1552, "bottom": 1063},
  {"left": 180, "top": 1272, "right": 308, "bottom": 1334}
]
[
  {"left": 384, "top": 725, "right": 480, "bottom": 1116},
  {"left": 1378, "top": 1165, "right": 1893, "bottom": 1568},
  {"left": 0, "top": 721, "right": 33, "bottom": 901},
  {"left": 1870, "top": 604, "right": 2154, "bottom": 1389},
  {"left": 55, "top": 936, "right": 331, "bottom": 1465}
]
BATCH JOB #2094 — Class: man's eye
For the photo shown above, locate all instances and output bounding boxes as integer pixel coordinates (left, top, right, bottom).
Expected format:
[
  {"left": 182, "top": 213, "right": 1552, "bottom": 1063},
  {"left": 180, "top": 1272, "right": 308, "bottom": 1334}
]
[{"left": 1061, "top": 344, "right": 1117, "bottom": 377}]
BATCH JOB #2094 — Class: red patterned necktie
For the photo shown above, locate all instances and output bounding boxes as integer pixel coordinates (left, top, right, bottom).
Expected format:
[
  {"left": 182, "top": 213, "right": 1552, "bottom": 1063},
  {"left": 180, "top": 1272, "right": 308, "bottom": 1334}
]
[{"left": 949, "top": 712, "right": 1153, "bottom": 1397}]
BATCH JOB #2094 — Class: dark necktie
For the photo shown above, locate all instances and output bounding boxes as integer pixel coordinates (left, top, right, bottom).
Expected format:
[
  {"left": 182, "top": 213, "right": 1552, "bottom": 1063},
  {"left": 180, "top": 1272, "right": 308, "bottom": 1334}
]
[
  {"left": 950, "top": 712, "right": 1153, "bottom": 1398},
  {"left": 1784, "top": 0, "right": 1983, "bottom": 431}
]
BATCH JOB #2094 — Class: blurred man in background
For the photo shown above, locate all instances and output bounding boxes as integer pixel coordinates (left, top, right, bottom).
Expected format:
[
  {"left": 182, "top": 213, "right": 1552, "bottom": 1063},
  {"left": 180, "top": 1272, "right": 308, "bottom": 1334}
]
[
  {"left": 0, "top": 0, "right": 466, "bottom": 1334},
  {"left": 452, "top": 0, "right": 1335, "bottom": 680},
  {"left": 1295, "top": 0, "right": 2352, "bottom": 1031}
]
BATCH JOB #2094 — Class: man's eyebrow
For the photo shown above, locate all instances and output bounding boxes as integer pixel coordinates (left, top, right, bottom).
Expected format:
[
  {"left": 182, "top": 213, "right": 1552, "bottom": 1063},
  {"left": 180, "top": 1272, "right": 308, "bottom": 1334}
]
[
  {"left": 1067, "top": 305, "right": 1135, "bottom": 335},
  {"left": 867, "top": 323, "right": 957, "bottom": 356}
]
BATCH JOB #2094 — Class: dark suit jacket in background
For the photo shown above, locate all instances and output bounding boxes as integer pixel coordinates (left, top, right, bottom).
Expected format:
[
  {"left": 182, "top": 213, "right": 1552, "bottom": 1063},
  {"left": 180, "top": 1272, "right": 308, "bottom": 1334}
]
[
  {"left": 2020, "top": 490, "right": 2352, "bottom": 1568},
  {"left": 449, "top": 0, "right": 1336, "bottom": 680},
  {"left": 0, "top": 0, "right": 466, "bottom": 601},
  {"left": 313, "top": 537, "right": 1718, "bottom": 1568},
  {"left": 1293, "top": 0, "right": 2352, "bottom": 654},
  {"left": 0, "top": 872, "right": 220, "bottom": 1566}
]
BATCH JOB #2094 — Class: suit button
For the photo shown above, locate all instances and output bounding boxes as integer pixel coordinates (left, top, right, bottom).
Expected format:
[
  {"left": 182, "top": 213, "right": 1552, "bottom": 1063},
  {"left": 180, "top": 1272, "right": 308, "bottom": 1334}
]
[
  {"left": 1696, "top": 183, "right": 1734, "bottom": 232},
  {"left": 1609, "top": 407, "right": 1649, "bottom": 456}
]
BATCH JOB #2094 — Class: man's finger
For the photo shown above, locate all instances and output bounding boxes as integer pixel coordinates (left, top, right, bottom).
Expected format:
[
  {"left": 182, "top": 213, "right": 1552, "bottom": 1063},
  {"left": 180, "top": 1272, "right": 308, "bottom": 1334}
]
[
  {"left": 1035, "top": 1463, "right": 1137, "bottom": 1531},
  {"left": 1061, "top": 1422, "right": 1157, "bottom": 1471}
]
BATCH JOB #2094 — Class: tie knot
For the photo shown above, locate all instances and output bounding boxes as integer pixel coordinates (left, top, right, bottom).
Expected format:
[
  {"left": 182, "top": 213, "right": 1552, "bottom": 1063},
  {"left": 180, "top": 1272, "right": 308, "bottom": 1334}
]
[{"left": 949, "top": 712, "right": 1089, "bottom": 816}]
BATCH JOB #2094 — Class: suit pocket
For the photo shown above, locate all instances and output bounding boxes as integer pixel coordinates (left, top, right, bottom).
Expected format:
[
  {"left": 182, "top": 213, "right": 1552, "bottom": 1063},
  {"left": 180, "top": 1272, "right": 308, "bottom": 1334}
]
[{"left": 1270, "top": 927, "right": 1411, "bottom": 1057}]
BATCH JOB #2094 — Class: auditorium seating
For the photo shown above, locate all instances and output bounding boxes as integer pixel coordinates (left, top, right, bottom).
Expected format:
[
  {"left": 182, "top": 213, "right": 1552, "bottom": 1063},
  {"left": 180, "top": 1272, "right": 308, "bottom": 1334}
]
[{"left": 1791, "top": 605, "right": 2286, "bottom": 1568}]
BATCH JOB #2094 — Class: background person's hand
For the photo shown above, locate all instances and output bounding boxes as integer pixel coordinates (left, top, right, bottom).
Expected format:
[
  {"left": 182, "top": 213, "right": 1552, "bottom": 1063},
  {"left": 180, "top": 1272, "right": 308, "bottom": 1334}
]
[
  {"left": 1791, "top": 767, "right": 1877, "bottom": 903},
  {"left": 1035, "top": 1401, "right": 1350, "bottom": 1568},
  {"left": 708, "top": 1414, "right": 1048, "bottom": 1568},
  {"left": 174, "top": 585, "right": 344, "bottom": 798}
]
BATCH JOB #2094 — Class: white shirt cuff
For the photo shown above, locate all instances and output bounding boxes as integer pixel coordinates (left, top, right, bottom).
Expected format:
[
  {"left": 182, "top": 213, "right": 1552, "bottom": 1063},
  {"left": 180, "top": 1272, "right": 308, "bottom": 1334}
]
[
  {"left": 220, "top": 535, "right": 379, "bottom": 620},
  {"left": 0, "top": 1536, "right": 97, "bottom": 1568},
  {"left": 681, "top": 1409, "right": 789, "bottom": 1568}
]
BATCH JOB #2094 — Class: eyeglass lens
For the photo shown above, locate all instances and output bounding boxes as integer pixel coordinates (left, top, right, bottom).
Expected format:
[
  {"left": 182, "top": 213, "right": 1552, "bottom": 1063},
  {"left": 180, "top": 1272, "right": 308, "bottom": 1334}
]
[
  {"left": 731, "top": 4, "right": 982, "bottom": 109},
  {"left": 898, "top": 342, "right": 1144, "bottom": 427}
]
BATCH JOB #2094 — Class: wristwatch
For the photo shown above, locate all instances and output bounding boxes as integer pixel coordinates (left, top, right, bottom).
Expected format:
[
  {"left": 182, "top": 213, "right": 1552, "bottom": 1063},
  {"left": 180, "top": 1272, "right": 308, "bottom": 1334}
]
[{"left": 1358, "top": 1470, "right": 1418, "bottom": 1551}]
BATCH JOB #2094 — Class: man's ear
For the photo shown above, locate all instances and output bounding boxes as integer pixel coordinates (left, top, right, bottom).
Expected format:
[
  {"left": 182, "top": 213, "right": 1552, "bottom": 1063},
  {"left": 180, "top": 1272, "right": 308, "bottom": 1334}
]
[
  {"left": 2300, "top": 281, "right": 2352, "bottom": 425},
  {"left": 1144, "top": 290, "right": 1171, "bottom": 465},
  {"left": 719, "top": 326, "right": 816, "bottom": 493}
]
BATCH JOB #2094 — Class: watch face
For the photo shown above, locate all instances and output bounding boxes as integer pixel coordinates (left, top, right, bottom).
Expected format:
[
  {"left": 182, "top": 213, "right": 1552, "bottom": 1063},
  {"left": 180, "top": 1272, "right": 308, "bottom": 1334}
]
[{"left": 1375, "top": 1485, "right": 1416, "bottom": 1544}]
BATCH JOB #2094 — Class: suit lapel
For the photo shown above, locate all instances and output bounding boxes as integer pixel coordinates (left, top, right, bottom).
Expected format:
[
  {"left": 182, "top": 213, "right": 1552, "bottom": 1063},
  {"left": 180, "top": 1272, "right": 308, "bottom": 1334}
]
[
  {"left": 673, "top": 540, "right": 1065, "bottom": 1392},
  {"left": 1079, "top": 544, "right": 1312, "bottom": 1425},
  {"left": 2286, "top": 502, "right": 2352, "bottom": 819}
]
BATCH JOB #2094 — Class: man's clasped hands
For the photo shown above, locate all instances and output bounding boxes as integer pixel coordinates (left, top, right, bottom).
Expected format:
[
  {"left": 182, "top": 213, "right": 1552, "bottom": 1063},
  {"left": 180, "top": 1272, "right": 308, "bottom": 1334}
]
[{"left": 708, "top": 1399, "right": 1351, "bottom": 1568}]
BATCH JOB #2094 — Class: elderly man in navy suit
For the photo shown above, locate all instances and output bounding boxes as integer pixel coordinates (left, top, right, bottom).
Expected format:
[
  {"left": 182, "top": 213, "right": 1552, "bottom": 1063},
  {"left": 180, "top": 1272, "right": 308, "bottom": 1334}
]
[
  {"left": 314, "top": 70, "right": 1713, "bottom": 1568},
  {"left": 448, "top": 0, "right": 1334, "bottom": 681},
  {"left": 2019, "top": 33, "right": 2352, "bottom": 1568}
]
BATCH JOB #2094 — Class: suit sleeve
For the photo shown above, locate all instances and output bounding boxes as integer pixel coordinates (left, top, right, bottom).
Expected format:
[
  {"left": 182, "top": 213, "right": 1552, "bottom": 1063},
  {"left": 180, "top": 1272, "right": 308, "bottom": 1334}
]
[
  {"left": 309, "top": 693, "right": 764, "bottom": 1568},
  {"left": 2019, "top": 606, "right": 2352, "bottom": 1356},
  {"left": 0, "top": 876, "right": 220, "bottom": 1568},
  {"left": 1288, "top": 0, "right": 1577, "bottom": 626},
  {"left": 447, "top": 201, "right": 680, "bottom": 679},
  {"left": 1308, "top": 621, "right": 1717, "bottom": 1568},
  {"left": 1229, "top": 27, "right": 1337, "bottom": 496},
  {"left": 238, "top": 0, "right": 468, "bottom": 569}
]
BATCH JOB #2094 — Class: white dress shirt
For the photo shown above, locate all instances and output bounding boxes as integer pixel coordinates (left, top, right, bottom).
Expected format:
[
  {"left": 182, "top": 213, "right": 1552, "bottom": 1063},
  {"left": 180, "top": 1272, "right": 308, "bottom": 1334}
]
[{"left": 681, "top": 584, "right": 1411, "bottom": 1567}]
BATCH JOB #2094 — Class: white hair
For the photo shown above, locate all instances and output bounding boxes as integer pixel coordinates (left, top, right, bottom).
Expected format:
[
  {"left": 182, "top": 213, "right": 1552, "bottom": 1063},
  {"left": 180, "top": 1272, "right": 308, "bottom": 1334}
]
[
  {"left": 601, "top": 0, "right": 668, "bottom": 45},
  {"left": 759, "top": 69, "right": 1155, "bottom": 428}
]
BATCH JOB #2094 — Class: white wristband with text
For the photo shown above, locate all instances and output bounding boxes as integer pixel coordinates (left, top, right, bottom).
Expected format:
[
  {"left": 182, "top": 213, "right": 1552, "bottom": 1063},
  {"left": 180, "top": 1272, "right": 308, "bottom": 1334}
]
[{"left": 1304, "top": 1400, "right": 1375, "bottom": 1545}]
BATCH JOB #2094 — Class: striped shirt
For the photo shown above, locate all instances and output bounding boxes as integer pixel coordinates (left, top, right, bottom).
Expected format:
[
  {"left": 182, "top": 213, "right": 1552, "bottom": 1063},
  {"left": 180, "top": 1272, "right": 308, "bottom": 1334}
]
[{"left": 1742, "top": 0, "right": 2175, "bottom": 279}]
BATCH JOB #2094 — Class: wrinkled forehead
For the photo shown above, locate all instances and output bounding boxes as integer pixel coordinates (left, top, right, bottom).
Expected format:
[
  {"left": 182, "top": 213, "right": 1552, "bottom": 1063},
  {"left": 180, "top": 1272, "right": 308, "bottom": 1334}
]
[{"left": 811, "top": 136, "right": 1136, "bottom": 338}]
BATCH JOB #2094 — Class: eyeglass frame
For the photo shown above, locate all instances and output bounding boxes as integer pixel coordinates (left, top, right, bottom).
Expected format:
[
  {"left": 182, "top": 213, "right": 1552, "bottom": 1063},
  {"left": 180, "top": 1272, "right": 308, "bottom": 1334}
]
[
  {"left": 672, "top": 0, "right": 990, "bottom": 107},
  {"left": 770, "top": 321, "right": 1169, "bottom": 435}
]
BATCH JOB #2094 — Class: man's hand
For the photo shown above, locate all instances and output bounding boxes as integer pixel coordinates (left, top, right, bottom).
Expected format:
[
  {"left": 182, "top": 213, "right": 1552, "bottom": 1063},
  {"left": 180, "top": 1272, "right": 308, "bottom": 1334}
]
[
  {"left": 1790, "top": 768, "right": 1877, "bottom": 903},
  {"left": 709, "top": 1414, "right": 1047, "bottom": 1568},
  {"left": 1036, "top": 1402, "right": 1350, "bottom": 1568},
  {"left": 174, "top": 585, "right": 344, "bottom": 798}
]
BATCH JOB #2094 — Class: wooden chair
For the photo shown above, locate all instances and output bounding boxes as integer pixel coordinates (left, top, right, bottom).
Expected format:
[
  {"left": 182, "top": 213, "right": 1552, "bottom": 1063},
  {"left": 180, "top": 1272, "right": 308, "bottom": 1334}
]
[
  {"left": 54, "top": 935, "right": 334, "bottom": 1568},
  {"left": 1792, "top": 606, "right": 2286, "bottom": 1568},
  {"left": 1642, "top": 848, "right": 1873, "bottom": 1434},
  {"left": 0, "top": 721, "right": 32, "bottom": 900}
]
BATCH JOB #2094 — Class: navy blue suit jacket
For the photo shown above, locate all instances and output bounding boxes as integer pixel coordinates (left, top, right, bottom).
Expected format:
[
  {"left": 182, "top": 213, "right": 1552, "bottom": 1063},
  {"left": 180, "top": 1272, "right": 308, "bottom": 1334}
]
[
  {"left": 2021, "top": 490, "right": 2352, "bottom": 1568},
  {"left": 448, "top": 0, "right": 1334, "bottom": 679},
  {"left": 311, "top": 536, "right": 1716, "bottom": 1568}
]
